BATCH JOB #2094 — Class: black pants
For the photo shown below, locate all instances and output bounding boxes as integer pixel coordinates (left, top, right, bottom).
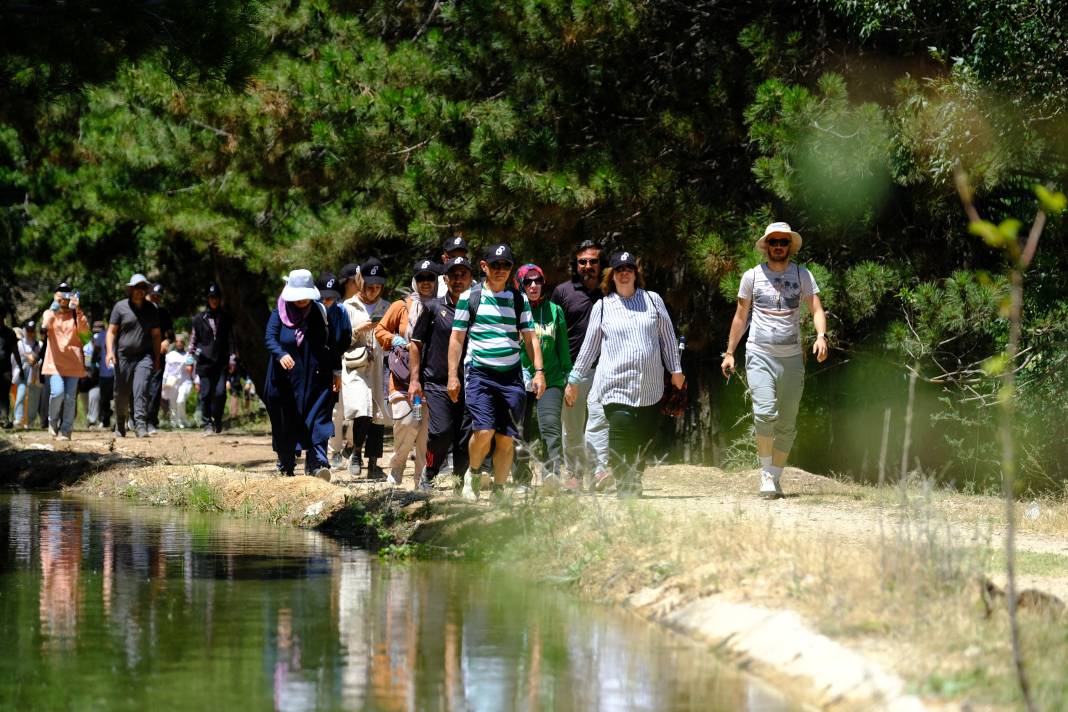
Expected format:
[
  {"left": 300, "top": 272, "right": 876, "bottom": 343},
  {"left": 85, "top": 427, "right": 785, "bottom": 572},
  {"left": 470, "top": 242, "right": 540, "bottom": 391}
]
[
  {"left": 352, "top": 417, "right": 384, "bottom": 460},
  {"left": 603, "top": 403, "right": 659, "bottom": 491},
  {"left": 97, "top": 375, "right": 114, "bottom": 428},
  {"left": 0, "top": 371, "right": 11, "bottom": 424},
  {"left": 148, "top": 367, "right": 163, "bottom": 427},
  {"left": 38, "top": 376, "right": 50, "bottom": 428},
  {"left": 198, "top": 369, "right": 227, "bottom": 432},
  {"left": 424, "top": 382, "right": 470, "bottom": 479}
]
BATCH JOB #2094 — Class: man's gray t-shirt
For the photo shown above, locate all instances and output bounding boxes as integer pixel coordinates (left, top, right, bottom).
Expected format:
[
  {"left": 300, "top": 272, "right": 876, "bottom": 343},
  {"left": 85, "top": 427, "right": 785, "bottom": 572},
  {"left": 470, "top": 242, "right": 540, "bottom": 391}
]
[
  {"left": 109, "top": 299, "right": 159, "bottom": 357},
  {"left": 738, "top": 263, "right": 819, "bottom": 357}
]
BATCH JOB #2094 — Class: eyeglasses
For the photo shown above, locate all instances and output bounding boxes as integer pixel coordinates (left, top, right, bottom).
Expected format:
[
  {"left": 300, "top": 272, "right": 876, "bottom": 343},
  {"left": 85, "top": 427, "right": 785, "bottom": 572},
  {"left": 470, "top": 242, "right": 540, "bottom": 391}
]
[
  {"left": 577, "top": 258, "right": 599, "bottom": 266},
  {"left": 487, "top": 261, "right": 512, "bottom": 271},
  {"left": 522, "top": 277, "right": 545, "bottom": 286},
  {"left": 766, "top": 239, "right": 791, "bottom": 247}
]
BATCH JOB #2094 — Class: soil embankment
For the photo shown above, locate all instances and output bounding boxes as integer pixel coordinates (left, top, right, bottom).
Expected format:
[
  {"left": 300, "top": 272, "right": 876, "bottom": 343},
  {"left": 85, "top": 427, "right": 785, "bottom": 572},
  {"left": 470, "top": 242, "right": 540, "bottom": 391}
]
[{"left": 4, "top": 429, "right": 1067, "bottom": 710}]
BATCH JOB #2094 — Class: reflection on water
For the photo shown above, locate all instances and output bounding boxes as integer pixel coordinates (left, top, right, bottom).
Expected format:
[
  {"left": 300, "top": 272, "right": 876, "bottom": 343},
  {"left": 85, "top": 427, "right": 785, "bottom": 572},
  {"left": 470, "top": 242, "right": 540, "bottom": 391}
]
[{"left": 0, "top": 494, "right": 793, "bottom": 711}]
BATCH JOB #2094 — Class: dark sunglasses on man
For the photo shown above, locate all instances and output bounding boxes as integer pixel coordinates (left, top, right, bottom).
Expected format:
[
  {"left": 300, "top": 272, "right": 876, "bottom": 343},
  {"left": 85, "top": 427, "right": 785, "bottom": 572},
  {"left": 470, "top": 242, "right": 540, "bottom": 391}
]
[
  {"left": 576, "top": 258, "right": 599, "bottom": 266},
  {"left": 767, "top": 239, "right": 791, "bottom": 247}
]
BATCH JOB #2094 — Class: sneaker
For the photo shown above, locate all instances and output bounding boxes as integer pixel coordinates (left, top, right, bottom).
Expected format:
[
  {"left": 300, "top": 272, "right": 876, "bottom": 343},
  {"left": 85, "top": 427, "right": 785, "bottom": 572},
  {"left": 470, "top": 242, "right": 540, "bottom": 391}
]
[
  {"left": 386, "top": 473, "right": 403, "bottom": 487},
  {"left": 330, "top": 452, "right": 342, "bottom": 468},
  {"left": 276, "top": 463, "right": 294, "bottom": 477},
  {"left": 312, "top": 467, "right": 331, "bottom": 482},
  {"left": 115, "top": 421, "right": 127, "bottom": 438},
  {"left": 135, "top": 426, "right": 149, "bottom": 438},
  {"left": 417, "top": 475, "right": 433, "bottom": 493},
  {"left": 593, "top": 470, "right": 614, "bottom": 492},
  {"left": 341, "top": 446, "right": 353, "bottom": 460},
  {"left": 461, "top": 472, "right": 478, "bottom": 501},
  {"left": 366, "top": 463, "right": 387, "bottom": 480},
  {"left": 146, "top": 425, "right": 158, "bottom": 436},
  {"left": 562, "top": 475, "right": 582, "bottom": 492},
  {"left": 48, "top": 424, "right": 58, "bottom": 437},
  {"left": 348, "top": 454, "right": 363, "bottom": 477},
  {"left": 760, "top": 471, "right": 784, "bottom": 500},
  {"left": 59, "top": 432, "right": 72, "bottom": 442},
  {"left": 202, "top": 425, "right": 214, "bottom": 437}
]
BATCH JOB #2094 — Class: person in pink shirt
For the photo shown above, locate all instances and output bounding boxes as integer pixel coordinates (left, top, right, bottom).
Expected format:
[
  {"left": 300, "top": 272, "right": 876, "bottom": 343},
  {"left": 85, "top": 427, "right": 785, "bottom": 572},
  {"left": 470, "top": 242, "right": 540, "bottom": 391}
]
[{"left": 40, "top": 281, "right": 91, "bottom": 440}]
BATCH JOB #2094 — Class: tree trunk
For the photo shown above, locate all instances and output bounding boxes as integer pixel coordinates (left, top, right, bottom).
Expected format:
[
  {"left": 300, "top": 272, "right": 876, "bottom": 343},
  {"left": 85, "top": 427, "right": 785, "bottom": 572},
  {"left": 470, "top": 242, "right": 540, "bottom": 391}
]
[{"left": 213, "top": 252, "right": 270, "bottom": 400}]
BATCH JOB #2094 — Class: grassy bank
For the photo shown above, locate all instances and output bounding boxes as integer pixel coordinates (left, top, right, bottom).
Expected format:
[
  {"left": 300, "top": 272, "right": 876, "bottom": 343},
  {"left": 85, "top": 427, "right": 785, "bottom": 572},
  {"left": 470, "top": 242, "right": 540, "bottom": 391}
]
[{"left": 44, "top": 454, "right": 1068, "bottom": 710}]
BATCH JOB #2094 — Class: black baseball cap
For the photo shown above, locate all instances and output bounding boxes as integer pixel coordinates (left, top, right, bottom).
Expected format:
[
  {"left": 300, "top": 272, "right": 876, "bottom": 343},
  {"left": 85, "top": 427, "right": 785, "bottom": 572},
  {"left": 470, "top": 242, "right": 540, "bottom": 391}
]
[
  {"left": 55, "top": 281, "right": 73, "bottom": 296},
  {"left": 23, "top": 319, "right": 36, "bottom": 330},
  {"left": 610, "top": 250, "right": 638, "bottom": 270},
  {"left": 483, "top": 243, "right": 514, "bottom": 265},
  {"left": 206, "top": 282, "right": 222, "bottom": 297},
  {"left": 413, "top": 259, "right": 440, "bottom": 279},
  {"left": 442, "top": 235, "right": 468, "bottom": 254},
  {"left": 338, "top": 263, "right": 360, "bottom": 283},
  {"left": 151, "top": 283, "right": 165, "bottom": 296},
  {"left": 361, "top": 257, "right": 386, "bottom": 286},
  {"left": 317, "top": 272, "right": 341, "bottom": 301},
  {"left": 445, "top": 256, "right": 473, "bottom": 274}
]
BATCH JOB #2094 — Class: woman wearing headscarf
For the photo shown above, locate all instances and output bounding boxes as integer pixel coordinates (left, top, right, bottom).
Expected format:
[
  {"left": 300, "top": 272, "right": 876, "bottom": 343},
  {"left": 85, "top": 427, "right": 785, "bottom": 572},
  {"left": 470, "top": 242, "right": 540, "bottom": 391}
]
[
  {"left": 264, "top": 269, "right": 346, "bottom": 478},
  {"left": 513, "top": 263, "right": 571, "bottom": 491},
  {"left": 41, "top": 281, "right": 91, "bottom": 440},
  {"left": 340, "top": 258, "right": 391, "bottom": 478},
  {"left": 374, "top": 259, "right": 439, "bottom": 486},
  {"left": 564, "top": 251, "right": 684, "bottom": 497}
]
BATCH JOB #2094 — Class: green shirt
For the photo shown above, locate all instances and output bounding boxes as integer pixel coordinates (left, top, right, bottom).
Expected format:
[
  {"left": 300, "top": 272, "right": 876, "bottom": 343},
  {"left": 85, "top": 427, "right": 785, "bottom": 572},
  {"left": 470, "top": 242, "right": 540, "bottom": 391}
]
[{"left": 521, "top": 299, "right": 572, "bottom": 388}]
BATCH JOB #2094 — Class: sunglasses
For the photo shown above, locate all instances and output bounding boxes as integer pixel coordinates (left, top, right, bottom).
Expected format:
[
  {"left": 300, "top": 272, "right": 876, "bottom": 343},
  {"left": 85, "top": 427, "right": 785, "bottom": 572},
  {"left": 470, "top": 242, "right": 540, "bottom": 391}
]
[
  {"left": 766, "top": 239, "right": 791, "bottom": 247},
  {"left": 522, "top": 277, "right": 545, "bottom": 286},
  {"left": 415, "top": 274, "right": 437, "bottom": 282},
  {"left": 614, "top": 265, "right": 636, "bottom": 273},
  {"left": 487, "top": 261, "right": 512, "bottom": 270},
  {"left": 577, "top": 258, "right": 599, "bottom": 266}
]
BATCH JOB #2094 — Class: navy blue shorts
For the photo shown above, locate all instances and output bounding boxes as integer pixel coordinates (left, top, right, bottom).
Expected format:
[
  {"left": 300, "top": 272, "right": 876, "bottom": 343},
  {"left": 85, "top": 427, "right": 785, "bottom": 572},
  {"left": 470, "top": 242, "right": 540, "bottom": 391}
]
[{"left": 465, "top": 366, "right": 526, "bottom": 437}]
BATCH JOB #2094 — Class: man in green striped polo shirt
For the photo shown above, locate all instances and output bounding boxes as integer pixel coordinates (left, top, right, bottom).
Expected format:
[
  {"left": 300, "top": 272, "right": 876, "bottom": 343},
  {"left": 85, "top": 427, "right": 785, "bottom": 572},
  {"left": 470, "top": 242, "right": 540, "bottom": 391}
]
[{"left": 447, "top": 243, "right": 547, "bottom": 500}]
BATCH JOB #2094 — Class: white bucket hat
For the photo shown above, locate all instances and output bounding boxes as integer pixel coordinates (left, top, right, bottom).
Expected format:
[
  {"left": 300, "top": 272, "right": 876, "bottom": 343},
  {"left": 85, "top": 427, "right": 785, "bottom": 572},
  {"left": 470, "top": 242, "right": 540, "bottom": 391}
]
[
  {"left": 754, "top": 222, "right": 803, "bottom": 256},
  {"left": 280, "top": 269, "right": 321, "bottom": 302},
  {"left": 125, "top": 273, "right": 151, "bottom": 290}
]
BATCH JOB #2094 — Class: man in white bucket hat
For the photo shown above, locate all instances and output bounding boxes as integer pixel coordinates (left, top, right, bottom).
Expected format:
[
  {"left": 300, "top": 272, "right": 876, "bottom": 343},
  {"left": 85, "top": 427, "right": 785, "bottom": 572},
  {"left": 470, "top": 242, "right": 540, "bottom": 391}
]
[
  {"left": 106, "top": 273, "right": 162, "bottom": 438},
  {"left": 721, "top": 222, "right": 828, "bottom": 499}
]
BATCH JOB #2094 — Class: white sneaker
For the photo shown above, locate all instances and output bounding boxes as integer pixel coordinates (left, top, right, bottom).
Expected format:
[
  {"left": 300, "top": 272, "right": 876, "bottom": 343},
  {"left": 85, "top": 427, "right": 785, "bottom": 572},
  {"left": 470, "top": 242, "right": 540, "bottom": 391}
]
[
  {"left": 461, "top": 472, "right": 478, "bottom": 501},
  {"left": 759, "top": 470, "right": 783, "bottom": 500},
  {"left": 386, "top": 473, "right": 403, "bottom": 487},
  {"left": 48, "top": 425, "right": 58, "bottom": 437}
]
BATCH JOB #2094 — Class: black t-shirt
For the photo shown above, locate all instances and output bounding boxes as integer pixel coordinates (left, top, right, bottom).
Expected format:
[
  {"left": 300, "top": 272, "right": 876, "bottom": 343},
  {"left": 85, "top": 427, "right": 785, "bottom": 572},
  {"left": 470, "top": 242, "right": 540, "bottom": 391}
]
[
  {"left": 551, "top": 278, "right": 603, "bottom": 362},
  {"left": 411, "top": 297, "right": 458, "bottom": 385},
  {"left": 109, "top": 298, "right": 160, "bottom": 357}
]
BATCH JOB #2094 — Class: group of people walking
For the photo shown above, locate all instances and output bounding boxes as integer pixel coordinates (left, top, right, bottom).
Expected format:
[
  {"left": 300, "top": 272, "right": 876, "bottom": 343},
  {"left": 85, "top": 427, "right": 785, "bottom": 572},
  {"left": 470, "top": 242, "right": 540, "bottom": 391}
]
[
  {"left": 3, "top": 276, "right": 241, "bottom": 440},
  {"left": 262, "top": 221, "right": 827, "bottom": 500},
  {"left": 1, "top": 220, "right": 826, "bottom": 501}
]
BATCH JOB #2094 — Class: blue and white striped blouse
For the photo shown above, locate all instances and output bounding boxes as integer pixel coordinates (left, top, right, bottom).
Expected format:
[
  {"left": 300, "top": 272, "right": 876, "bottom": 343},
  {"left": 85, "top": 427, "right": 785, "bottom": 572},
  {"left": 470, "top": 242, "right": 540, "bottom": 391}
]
[{"left": 569, "top": 289, "right": 682, "bottom": 408}]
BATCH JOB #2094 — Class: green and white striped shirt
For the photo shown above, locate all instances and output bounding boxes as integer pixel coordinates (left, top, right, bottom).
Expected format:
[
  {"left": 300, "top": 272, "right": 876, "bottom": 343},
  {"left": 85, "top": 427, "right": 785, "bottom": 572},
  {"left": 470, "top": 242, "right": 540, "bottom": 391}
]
[{"left": 452, "top": 284, "right": 534, "bottom": 371}]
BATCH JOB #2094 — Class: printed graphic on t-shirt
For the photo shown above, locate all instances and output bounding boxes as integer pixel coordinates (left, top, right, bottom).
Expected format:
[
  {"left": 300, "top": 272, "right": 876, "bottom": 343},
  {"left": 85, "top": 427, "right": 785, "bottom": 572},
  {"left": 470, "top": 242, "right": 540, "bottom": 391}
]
[{"left": 738, "top": 263, "right": 820, "bottom": 355}]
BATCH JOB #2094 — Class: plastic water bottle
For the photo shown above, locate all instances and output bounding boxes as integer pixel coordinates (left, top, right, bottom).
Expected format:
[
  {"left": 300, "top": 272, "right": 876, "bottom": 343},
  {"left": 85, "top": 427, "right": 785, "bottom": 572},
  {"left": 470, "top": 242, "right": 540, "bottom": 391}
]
[{"left": 412, "top": 394, "right": 423, "bottom": 421}]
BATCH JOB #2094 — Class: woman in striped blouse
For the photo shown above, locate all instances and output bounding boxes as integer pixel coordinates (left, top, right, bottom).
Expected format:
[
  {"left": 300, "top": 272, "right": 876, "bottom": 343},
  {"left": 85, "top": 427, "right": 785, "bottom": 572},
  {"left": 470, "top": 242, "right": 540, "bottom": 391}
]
[{"left": 564, "top": 251, "right": 684, "bottom": 497}]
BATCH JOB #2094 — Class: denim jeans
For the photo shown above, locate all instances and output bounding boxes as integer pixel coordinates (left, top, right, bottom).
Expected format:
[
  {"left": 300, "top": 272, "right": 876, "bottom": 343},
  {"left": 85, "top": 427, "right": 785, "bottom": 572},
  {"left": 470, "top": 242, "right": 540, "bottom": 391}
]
[
  {"left": 14, "top": 375, "right": 41, "bottom": 427},
  {"left": 48, "top": 374, "right": 80, "bottom": 435}
]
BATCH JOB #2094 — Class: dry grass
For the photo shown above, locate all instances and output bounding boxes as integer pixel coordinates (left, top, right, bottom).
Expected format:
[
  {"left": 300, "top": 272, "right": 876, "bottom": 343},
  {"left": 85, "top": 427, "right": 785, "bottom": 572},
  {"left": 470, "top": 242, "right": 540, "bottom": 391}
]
[{"left": 493, "top": 491, "right": 1068, "bottom": 709}]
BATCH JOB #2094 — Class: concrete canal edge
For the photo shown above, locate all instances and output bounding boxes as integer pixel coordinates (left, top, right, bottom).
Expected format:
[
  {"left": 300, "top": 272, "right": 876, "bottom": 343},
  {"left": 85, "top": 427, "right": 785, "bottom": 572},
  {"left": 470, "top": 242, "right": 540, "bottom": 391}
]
[{"left": 2, "top": 443, "right": 930, "bottom": 711}]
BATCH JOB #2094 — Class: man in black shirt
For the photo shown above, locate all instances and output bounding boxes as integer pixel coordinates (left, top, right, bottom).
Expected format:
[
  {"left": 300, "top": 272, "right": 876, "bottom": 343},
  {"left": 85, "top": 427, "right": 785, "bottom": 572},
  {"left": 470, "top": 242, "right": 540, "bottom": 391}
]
[
  {"left": 189, "top": 282, "right": 233, "bottom": 435},
  {"left": 408, "top": 256, "right": 474, "bottom": 491},
  {"left": 106, "top": 273, "right": 161, "bottom": 437},
  {"left": 0, "top": 317, "right": 21, "bottom": 428},
  {"left": 550, "top": 239, "right": 610, "bottom": 489}
]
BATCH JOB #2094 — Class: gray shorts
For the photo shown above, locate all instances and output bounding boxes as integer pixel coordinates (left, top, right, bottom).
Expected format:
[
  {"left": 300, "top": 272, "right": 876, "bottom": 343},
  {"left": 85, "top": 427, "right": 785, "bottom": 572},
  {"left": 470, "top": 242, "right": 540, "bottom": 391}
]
[{"left": 746, "top": 350, "right": 804, "bottom": 453}]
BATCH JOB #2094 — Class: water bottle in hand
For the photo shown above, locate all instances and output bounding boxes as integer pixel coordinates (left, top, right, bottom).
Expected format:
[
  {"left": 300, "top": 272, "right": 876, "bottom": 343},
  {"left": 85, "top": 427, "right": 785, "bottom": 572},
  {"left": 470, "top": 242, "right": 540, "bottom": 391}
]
[{"left": 412, "top": 394, "right": 422, "bottom": 421}]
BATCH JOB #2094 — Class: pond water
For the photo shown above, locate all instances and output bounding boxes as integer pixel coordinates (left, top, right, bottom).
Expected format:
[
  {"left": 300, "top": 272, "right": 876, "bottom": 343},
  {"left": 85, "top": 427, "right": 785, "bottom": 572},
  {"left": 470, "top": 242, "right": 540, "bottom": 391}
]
[{"left": 0, "top": 493, "right": 794, "bottom": 711}]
